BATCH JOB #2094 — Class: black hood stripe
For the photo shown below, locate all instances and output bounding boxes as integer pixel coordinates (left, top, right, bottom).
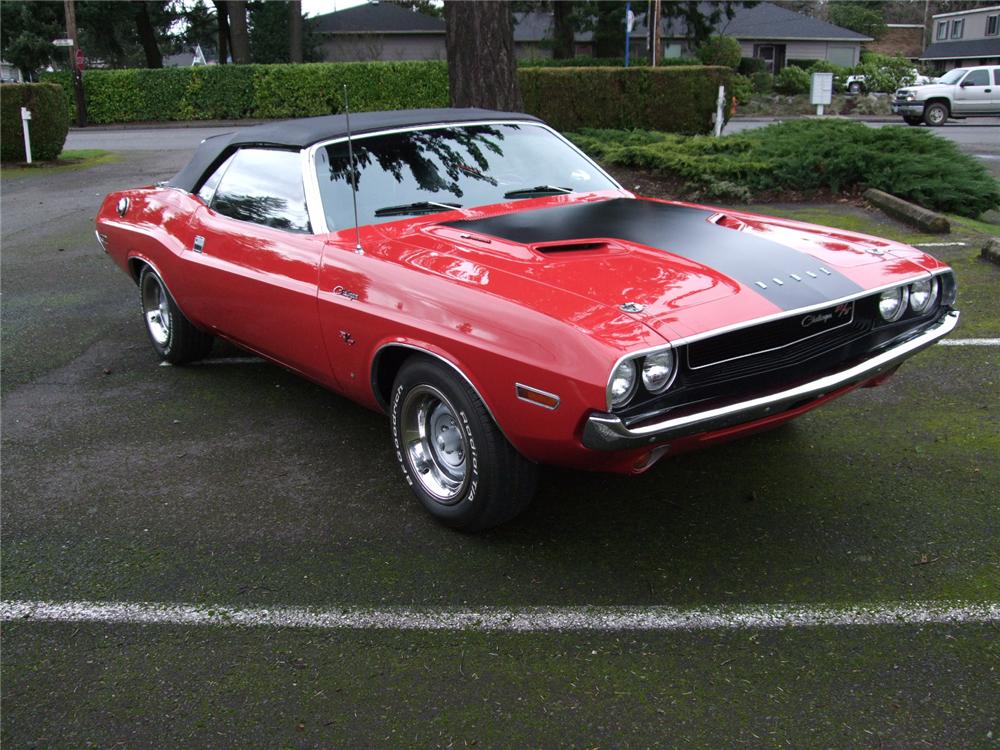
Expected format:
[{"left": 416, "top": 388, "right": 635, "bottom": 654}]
[{"left": 446, "top": 199, "right": 863, "bottom": 311}]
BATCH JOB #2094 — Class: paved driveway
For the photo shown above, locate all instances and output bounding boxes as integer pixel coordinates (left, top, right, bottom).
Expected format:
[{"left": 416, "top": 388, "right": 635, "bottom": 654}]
[{"left": 2, "top": 147, "right": 998, "bottom": 748}]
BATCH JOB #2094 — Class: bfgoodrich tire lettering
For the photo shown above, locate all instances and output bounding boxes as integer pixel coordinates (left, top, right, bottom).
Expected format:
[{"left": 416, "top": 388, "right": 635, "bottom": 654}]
[
  {"left": 391, "top": 357, "right": 537, "bottom": 531},
  {"left": 138, "top": 266, "right": 213, "bottom": 364}
]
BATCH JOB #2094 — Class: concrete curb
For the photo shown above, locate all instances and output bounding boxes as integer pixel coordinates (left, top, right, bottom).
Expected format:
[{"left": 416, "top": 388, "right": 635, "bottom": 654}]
[
  {"left": 863, "top": 188, "right": 950, "bottom": 234},
  {"left": 982, "top": 237, "right": 1000, "bottom": 265}
]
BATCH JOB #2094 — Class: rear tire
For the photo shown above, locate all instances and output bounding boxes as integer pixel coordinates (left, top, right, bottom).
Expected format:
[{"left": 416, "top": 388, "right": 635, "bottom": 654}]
[
  {"left": 390, "top": 357, "right": 537, "bottom": 532},
  {"left": 138, "top": 266, "right": 213, "bottom": 364},
  {"left": 923, "top": 102, "right": 948, "bottom": 126},
  {"left": 848, "top": 82, "right": 863, "bottom": 94}
]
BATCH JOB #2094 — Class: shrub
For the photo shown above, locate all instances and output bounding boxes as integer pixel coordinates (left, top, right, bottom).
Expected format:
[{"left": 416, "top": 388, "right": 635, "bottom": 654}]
[
  {"left": 852, "top": 53, "right": 917, "bottom": 93},
  {"left": 729, "top": 74, "right": 753, "bottom": 105},
  {"left": 786, "top": 59, "right": 821, "bottom": 70},
  {"left": 695, "top": 35, "right": 742, "bottom": 69},
  {"left": 751, "top": 71, "right": 773, "bottom": 94},
  {"left": 774, "top": 65, "right": 810, "bottom": 94},
  {"left": 520, "top": 66, "right": 734, "bottom": 134},
  {"left": 0, "top": 83, "right": 69, "bottom": 161},
  {"left": 738, "top": 57, "right": 767, "bottom": 76},
  {"left": 43, "top": 61, "right": 450, "bottom": 124},
  {"left": 519, "top": 56, "right": 699, "bottom": 68},
  {"left": 567, "top": 120, "right": 1000, "bottom": 217}
]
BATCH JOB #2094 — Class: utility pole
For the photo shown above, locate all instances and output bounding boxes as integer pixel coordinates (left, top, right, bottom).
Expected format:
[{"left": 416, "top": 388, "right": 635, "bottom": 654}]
[
  {"left": 651, "top": 0, "right": 661, "bottom": 67},
  {"left": 64, "top": 0, "right": 87, "bottom": 126}
]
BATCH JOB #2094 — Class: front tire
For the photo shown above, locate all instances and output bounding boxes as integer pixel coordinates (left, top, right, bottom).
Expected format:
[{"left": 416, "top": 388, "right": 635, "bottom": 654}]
[
  {"left": 390, "top": 358, "right": 537, "bottom": 531},
  {"left": 138, "top": 266, "right": 213, "bottom": 364},
  {"left": 923, "top": 102, "right": 948, "bottom": 126}
]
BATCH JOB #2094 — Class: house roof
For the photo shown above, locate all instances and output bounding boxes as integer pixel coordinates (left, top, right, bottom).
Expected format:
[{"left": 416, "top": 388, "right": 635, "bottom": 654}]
[
  {"left": 654, "top": 2, "right": 872, "bottom": 42},
  {"left": 920, "top": 38, "right": 1000, "bottom": 60},
  {"left": 166, "top": 108, "right": 541, "bottom": 193},
  {"left": 313, "top": 3, "right": 445, "bottom": 35}
]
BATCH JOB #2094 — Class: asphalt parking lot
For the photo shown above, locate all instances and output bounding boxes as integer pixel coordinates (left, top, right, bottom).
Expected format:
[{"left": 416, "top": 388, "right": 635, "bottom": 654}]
[{"left": 2, "top": 145, "right": 998, "bottom": 748}]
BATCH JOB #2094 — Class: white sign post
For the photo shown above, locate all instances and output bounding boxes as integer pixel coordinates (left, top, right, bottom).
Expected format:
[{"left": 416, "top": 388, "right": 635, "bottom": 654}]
[
  {"left": 713, "top": 85, "right": 726, "bottom": 137},
  {"left": 20, "top": 106, "right": 32, "bottom": 164},
  {"left": 810, "top": 72, "right": 834, "bottom": 116}
]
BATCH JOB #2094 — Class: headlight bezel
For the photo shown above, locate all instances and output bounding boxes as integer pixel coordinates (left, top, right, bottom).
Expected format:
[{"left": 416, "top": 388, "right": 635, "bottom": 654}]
[
  {"left": 878, "top": 285, "right": 909, "bottom": 322},
  {"left": 908, "top": 277, "right": 939, "bottom": 314},
  {"left": 606, "top": 345, "right": 677, "bottom": 410}
]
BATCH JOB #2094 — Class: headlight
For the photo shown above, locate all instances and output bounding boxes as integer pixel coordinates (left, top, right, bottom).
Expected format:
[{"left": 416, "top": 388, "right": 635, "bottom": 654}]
[
  {"left": 641, "top": 350, "right": 675, "bottom": 394},
  {"left": 608, "top": 359, "right": 637, "bottom": 407},
  {"left": 878, "top": 286, "right": 908, "bottom": 322},
  {"left": 908, "top": 277, "right": 938, "bottom": 313}
]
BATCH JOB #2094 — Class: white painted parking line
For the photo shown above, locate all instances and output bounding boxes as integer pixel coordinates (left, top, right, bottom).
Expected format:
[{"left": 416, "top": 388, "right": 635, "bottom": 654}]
[
  {"left": 939, "top": 338, "right": 1000, "bottom": 346},
  {"left": 2, "top": 600, "right": 997, "bottom": 632}
]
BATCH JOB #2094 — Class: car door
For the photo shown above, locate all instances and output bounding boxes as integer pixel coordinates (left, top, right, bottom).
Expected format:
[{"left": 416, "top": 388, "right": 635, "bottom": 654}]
[
  {"left": 182, "top": 147, "right": 336, "bottom": 386},
  {"left": 993, "top": 68, "right": 1000, "bottom": 111},
  {"left": 953, "top": 68, "right": 992, "bottom": 114}
]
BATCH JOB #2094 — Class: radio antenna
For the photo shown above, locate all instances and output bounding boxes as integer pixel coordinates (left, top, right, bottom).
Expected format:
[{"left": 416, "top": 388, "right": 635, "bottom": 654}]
[{"left": 343, "top": 85, "right": 363, "bottom": 254}]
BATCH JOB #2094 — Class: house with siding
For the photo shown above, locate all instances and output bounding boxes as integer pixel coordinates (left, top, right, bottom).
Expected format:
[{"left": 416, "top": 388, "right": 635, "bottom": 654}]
[
  {"left": 311, "top": 0, "right": 869, "bottom": 71},
  {"left": 651, "top": 2, "right": 872, "bottom": 72},
  {"left": 920, "top": 5, "right": 1000, "bottom": 71}
]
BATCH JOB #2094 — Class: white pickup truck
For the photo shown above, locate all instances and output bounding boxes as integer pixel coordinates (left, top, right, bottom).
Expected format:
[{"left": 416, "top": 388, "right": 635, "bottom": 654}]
[{"left": 892, "top": 65, "right": 1000, "bottom": 126}]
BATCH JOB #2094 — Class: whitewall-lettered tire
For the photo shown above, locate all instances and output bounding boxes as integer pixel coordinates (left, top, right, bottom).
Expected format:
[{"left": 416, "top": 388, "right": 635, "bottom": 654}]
[{"left": 390, "top": 357, "right": 537, "bottom": 531}]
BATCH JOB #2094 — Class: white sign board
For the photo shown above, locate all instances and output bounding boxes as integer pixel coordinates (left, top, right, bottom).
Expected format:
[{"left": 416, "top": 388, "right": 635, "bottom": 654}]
[
  {"left": 810, "top": 72, "right": 834, "bottom": 105},
  {"left": 53, "top": 38, "right": 74, "bottom": 47}
]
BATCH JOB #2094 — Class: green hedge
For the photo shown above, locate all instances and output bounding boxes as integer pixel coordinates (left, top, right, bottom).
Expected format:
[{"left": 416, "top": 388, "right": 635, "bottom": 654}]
[
  {"left": 520, "top": 66, "right": 733, "bottom": 134},
  {"left": 43, "top": 62, "right": 732, "bottom": 134},
  {"left": 44, "top": 61, "right": 450, "bottom": 124},
  {"left": 569, "top": 120, "right": 1000, "bottom": 217},
  {"left": 1, "top": 83, "right": 69, "bottom": 162}
]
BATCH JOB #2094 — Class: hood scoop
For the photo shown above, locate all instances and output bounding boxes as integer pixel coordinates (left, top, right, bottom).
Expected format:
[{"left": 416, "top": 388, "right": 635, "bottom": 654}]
[{"left": 532, "top": 239, "right": 609, "bottom": 254}]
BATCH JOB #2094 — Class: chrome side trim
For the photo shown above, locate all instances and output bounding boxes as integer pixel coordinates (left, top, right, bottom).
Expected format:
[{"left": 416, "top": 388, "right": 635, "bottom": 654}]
[
  {"left": 583, "top": 311, "right": 959, "bottom": 451},
  {"left": 302, "top": 146, "right": 329, "bottom": 235},
  {"left": 371, "top": 343, "right": 510, "bottom": 441},
  {"left": 667, "top": 270, "right": 953, "bottom": 348},
  {"left": 515, "top": 383, "right": 561, "bottom": 410}
]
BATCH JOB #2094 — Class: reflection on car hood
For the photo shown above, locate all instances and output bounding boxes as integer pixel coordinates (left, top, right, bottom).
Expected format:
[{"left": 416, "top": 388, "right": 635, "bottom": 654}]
[{"left": 381, "top": 196, "right": 934, "bottom": 341}]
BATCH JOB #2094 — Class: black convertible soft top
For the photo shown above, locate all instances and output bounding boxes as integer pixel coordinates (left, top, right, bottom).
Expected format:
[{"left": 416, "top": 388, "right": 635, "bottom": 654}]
[{"left": 166, "top": 108, "right": 543, "bottom": 193}]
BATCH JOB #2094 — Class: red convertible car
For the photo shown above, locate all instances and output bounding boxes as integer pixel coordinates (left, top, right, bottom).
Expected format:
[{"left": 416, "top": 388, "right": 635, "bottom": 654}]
[{"left": 96, "top": 109, "right": 959, "bottom": 530}]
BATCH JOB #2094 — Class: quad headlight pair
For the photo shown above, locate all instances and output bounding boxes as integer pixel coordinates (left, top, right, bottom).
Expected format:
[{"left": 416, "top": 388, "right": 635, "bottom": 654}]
[
  {"left": 878, "top": 277, "right": 939, "bottom": 322},
  {"left": 608, "top": 348, "right": 676, "bottom": 408}
]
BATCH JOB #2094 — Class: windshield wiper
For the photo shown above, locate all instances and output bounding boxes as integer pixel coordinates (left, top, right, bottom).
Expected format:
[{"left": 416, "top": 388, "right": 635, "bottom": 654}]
[
  {"left": 503, "top": 185, "right": 574, "bottom": 199},
  {"left": 373, "top": 201, "right": 462, "bottom": 217}
]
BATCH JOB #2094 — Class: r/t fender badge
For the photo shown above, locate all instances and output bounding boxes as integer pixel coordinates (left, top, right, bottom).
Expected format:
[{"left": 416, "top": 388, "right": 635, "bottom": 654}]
[{"left": 620, "top": 302, "right": 645, "bottom": 313}]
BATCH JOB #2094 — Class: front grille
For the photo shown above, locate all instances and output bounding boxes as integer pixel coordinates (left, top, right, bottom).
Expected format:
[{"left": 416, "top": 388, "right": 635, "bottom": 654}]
[
  {"left": 614, "top": 289, "right": 947, "bottom": 428},
  {"left": 687, "top": 300, "right": 860, "bottom": 370}
]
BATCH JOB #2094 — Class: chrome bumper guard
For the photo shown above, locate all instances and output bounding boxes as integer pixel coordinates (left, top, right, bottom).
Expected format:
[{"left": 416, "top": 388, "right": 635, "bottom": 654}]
[{"left": 583, "top": 310, "right": 959, "bottom": 451}]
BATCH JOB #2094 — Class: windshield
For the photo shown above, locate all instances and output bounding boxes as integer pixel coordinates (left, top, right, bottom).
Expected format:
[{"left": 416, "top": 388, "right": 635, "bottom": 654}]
[
  {"left": 314, "top": 123, "right": 617, "bottom": 230},
  {"left": 937, "top": 68, "right": 967, "bottom": 85}
]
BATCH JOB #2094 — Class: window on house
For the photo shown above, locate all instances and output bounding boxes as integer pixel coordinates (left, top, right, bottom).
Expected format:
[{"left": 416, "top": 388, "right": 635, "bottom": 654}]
[
  {"left": 951, "top": 19, "right": 964, "bottom": 38},
  {"left": 987, "top": 14, "right": 999, "bottom": 36},
  {"left": 937, "top": 20, "right": 949, "bottom": 40}
]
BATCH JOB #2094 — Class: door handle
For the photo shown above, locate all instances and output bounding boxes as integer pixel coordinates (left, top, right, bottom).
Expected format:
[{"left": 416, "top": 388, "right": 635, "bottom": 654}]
[{"left": 986, "top": 88, "right": 993, "bottom": 93}]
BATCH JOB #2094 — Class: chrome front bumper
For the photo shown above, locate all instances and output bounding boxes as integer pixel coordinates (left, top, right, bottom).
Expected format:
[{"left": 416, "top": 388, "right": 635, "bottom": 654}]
[{"left": 582, "top": 310, "right": 959, "bottom": 451}]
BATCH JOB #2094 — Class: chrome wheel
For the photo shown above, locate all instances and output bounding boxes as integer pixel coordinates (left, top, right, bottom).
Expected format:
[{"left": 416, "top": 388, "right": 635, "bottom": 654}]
[
  {"left": 400, "top": 385, "right": 469, "bottom": 504},
  {"left": 141, "top": 273, "right": 172, "bottom": 347}
]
